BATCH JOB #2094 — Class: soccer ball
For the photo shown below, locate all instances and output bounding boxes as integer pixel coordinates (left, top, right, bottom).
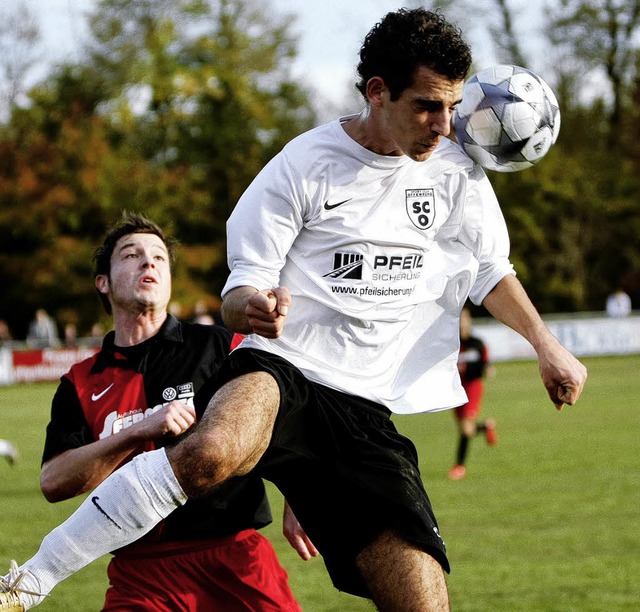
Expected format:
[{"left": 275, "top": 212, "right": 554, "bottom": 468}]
[{"left": 452, "top": 65, "right": 561, "bottom": 172}]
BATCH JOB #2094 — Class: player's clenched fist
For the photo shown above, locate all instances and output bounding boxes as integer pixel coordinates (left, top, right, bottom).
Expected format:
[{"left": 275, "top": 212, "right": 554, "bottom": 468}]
[
  {"left": 144, "top": 401, "right": 197, "bottom": 438},
  {"left": 245, "top": 286, "right": 291, "bottom": 339},
  {"left": 538, "top": 346, "right": 588, "bottom": 410}
]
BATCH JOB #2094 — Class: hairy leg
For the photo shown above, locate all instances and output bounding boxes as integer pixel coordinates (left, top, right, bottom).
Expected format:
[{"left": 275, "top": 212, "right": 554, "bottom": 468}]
[
  {"left": 6, "top": 372, "right": 280, "bottom": 606},
  {"left": 357, "top": 530, "right": 450, "bottom": 612},
  {"left": 169, "top": 371, "right": 280, "bottom": 497}
]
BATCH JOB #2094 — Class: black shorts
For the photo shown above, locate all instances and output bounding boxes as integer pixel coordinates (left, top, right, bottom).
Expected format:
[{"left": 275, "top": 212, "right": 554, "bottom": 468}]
[{"left": 215, "top": 348, "right": 449, "bottom": 598}]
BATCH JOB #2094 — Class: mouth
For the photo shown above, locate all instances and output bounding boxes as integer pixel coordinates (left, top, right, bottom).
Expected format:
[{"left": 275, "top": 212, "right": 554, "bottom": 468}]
[
  {"left": 411, "top": 138, "right": 440, "bottom": 160},
  {"left": 140, "top": 276, "right": 157, "bottom": 285}
]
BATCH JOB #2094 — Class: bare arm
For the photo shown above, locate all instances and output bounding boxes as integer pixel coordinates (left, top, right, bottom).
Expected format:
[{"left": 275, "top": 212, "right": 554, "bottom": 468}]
[
  {"left": 40, "top": 400, "right": 196, "bottom": 502},
  {"left": 482, "top": 274, "right": 587, "bottom": 409},
  {"left": 221, "top": 285, "right": 291, "bottom": 338}
]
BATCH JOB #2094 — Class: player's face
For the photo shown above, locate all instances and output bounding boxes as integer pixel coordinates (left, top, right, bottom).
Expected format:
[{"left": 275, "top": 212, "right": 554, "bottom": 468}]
[
  {"left": 459, "top": 308, "right": 472, "bottom": 339},
  {"left": 100, "top": 233, "right": 172, "bottom": 315},
  {"left": 380, "top": 66, "right": 463, "bottom": 161}
]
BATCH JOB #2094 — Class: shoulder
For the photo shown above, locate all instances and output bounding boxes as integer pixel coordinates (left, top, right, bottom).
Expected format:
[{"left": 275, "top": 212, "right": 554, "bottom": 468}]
[
  {"left": 284, "top": 120, "right": 339, "bottom": 151},
  {"left": 279, "top": 120, "right": 347, "bottom": 169},
  {"left": 240, "top": 120, "right": 346, "bottom": 207},
  {"left": 64, "top": 351, "right": 101, "bottom": 384},
  {"left": 429, "top": 138, "right": 479, "bottom": 176},
  {"left": 179, "top": 320, "right": 233, "bottom": 350},
  {"left": 150, "top": 321, "right": 233, "bottom": 390}
]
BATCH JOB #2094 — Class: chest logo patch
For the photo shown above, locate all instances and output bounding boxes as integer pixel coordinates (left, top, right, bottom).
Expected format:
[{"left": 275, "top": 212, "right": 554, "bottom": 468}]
[
  {"left": 322, "top": 252, "right": 364, "bottom": 280},
  {"left": 91, "top": 383, "right": 114, "bottom": 402},
  {"left": 324, "top": 198, "right": 352, "bottom": 211},
  {"left": 406, "top": 188, "right": 435, "bottom": 230},
  {"left": 162, "top": 387, "right": 177, "bottom": 401}
]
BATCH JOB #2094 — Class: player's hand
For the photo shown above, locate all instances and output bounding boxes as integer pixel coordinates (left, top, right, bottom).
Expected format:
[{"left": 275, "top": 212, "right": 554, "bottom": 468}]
[
  {"left": 142, "top": 401, "right": 197, "bottom": 438},
  {"left": 537, "top": 340, "right": 587, "bottom": 410},
  {"left": 283, "top": 501, "right": 318, "bottom": 561},
  {"left": 245, "top": 286, "right": 291, "bottom": 338}
]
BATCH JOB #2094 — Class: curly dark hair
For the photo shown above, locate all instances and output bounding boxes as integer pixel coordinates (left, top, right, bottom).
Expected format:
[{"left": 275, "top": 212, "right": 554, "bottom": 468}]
[
  {"left": 356, "top": 9, "right": 472, "bottom": 101},
  {"left": 93, "top": 212, "right": 178, "bottom": 314}
]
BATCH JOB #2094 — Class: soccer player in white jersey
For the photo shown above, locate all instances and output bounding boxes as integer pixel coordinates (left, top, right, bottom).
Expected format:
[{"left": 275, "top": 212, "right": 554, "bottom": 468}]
[{"left": 2, "top": 9, "right": 587, "bottom": 611}]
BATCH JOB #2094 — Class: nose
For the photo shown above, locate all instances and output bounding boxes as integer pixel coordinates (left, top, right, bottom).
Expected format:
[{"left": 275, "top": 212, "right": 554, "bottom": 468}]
[
  {"left": 141, "top": 253, "right": 155, "bottom": 269},
  {"left": 432, "top": 108, "right": 452, "bottom": 137}
]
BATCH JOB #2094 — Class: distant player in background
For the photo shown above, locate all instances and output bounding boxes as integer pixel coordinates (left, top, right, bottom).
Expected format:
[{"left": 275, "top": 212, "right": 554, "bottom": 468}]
[
  {"left": 36, "top": 213, "right": 301, "bottom": 611},
  {"left": 448, "top": 306, "right": 497, "bottom": 480}
]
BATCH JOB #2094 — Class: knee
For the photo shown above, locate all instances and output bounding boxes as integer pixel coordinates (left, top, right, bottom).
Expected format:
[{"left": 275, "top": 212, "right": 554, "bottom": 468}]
[
  {"left": 357, "top": 530, "right": 449, "bottom": 609},
  {"left": 460, "top": 419, "right": 476, "bottom": 437},
  {"left": 166, "top": 435, "right": 234, "bottom": 498}
]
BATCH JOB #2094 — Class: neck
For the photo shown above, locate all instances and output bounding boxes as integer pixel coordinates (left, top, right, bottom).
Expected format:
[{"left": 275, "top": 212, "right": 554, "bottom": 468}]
[
  {"left": 112, "top": 310, "right": 168, "bottom": 347},
  {"left": 342, "top": 108, "right": 402, "bottom": 157}
]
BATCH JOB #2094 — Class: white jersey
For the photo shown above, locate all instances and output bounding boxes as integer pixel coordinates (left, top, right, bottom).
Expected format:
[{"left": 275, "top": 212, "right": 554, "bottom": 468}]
[{"left": 223, "top": 116, "right": 514, "bottom": 414}]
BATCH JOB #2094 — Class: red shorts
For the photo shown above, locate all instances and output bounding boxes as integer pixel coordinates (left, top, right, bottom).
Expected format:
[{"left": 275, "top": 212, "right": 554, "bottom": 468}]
[
  {"left": 454, "top": 379, "right": 484, "bottom": 420},
  {"left": 102, "top": 529, "right": 301, "bottom": 611}
]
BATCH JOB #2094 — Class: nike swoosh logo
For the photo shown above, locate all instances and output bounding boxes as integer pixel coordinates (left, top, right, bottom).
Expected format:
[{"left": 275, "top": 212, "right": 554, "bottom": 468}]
[
  {"left": 323, "top": 198, "right": 352, "bottom": 210},
  {"left": 91, "top": 496, "right": 122, "bottom": 529},
  {"left": 91, "top": 383, "right": 114, "bottom": 401}
]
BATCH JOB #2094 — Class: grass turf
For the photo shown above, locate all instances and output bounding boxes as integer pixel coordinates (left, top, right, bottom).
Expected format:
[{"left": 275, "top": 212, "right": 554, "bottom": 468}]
[{"left": 0, "top": 355, "right": 638, "bottom": 610}]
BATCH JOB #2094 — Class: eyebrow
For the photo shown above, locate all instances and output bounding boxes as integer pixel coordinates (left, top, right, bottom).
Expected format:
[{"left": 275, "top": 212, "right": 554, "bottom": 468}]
[
  {"left": 117, "top": 241, "right": 169, "bottom": 256},
  {"left": 415, "top": 97, "right": 463, "bottom": 107}
]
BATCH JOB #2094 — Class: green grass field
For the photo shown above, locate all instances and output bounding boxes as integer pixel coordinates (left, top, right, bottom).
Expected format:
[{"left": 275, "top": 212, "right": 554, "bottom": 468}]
[{"left": 1, "top": 355, "right": 638, "bottom": 611}]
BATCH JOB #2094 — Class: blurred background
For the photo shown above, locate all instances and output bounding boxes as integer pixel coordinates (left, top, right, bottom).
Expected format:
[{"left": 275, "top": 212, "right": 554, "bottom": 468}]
[{"left": 0, "top": 0, "right": 639, "bottom": 344}]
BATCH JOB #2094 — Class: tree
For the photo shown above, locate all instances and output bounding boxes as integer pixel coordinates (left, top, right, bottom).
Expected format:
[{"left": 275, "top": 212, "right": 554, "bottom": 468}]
[
  {"left": 0, "top": 0, "right": 316, "bottom": 337},
  {"left": 440, "top": 0, "right": 640, "bottom": 311},
  {"left": 545, "top": 1, "right": 640, "bottom": 304},
  {"left": 0, "top": 2, "right": 42, "bottom": 122},
  {"left": 433, "top": 0, "right": 528, "bottom": 69},
  {"left": 84, "top": 0, "right": 316, "bottom": 292},
  {"left": 0, "top": 66, "right": 130, "bottom": 337},
  {"left": 547, "top": 0, "right": 640, "bottom": 151}
]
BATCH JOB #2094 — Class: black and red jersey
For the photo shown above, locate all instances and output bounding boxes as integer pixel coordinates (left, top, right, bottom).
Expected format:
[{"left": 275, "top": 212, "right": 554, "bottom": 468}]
[
  {"left": 457, "top": 335, "right": 489, "bottom": 383},
  {"left": 43, "top": 315, "right": 272, "bottom": 544}
]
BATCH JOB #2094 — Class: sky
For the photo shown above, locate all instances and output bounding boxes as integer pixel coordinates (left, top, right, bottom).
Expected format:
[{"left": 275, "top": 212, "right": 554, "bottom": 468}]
[
  {"left": 22, "top": 0, "right": 438, "bottom": 107},
  {"left": 268, "top": 0, "right": 458, "bottom": 113},
  {"left": 19, "top": 0, "right": 545, "bottom": 119},
  {"left": 266, "top": 0, "right": 533, "bottom": 110}
]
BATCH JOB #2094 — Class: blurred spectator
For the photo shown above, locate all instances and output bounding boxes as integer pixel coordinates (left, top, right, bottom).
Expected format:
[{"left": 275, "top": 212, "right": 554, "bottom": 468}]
[
  {"left": 606, "top": 288, "right": 632, "bottom": 317},
  {"left": 0, "top": 320, "right": 13, "bottom": 345},
  {"left": 168, "top": 301, "right": 184, "bottom": 321},
  {"left": 90, "top": 323, "right": 105, "bottom": 338},
  {"left": 64, "top": 323, "right": 78, "bottom": 348},
  {"left": 192, "top": 299, "right": 214, "bottom": 325},
  {"left": 26, "top": 309, "right": 61, "bottom": 348},
  {"left": 84, "top": 322, "right": 106, "bottom": 348}
]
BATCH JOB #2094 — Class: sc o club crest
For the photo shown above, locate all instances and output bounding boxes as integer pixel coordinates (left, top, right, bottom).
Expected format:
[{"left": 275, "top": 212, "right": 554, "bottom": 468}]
[{"left": 406, "top": 188, "right": 435, "bottom": 230}]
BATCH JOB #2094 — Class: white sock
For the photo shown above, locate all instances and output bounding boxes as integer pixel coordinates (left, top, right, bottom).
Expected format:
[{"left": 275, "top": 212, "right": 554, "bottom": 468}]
[{"left": 14, "top": 448, "right": 186, "bottom": 608}]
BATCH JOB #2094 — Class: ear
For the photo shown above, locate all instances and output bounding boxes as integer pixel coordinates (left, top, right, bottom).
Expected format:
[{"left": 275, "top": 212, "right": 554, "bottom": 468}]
[
  {"left": 95, "top": 275, "right": 109, "bottom": 296},
  {"left": 366, "top": 76, "right": 387, "bottom": 108}
]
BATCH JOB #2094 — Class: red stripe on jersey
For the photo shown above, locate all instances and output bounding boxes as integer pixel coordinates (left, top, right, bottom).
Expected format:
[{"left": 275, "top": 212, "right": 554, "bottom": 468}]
[
  {"left": 66, "top": 355, "right": 151, "bottom": 449},
  {"left": 230, "top": 333, "right": 245, "bottom": 351}
]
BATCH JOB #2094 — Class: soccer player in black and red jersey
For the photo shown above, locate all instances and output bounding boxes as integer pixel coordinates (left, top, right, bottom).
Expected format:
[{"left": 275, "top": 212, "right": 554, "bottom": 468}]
[
  {"left": 448, "top": 306, "right": 497, "bottom": 480},
  {"left": 37, "top": 213, "right": 302, "bottom": 611}
]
